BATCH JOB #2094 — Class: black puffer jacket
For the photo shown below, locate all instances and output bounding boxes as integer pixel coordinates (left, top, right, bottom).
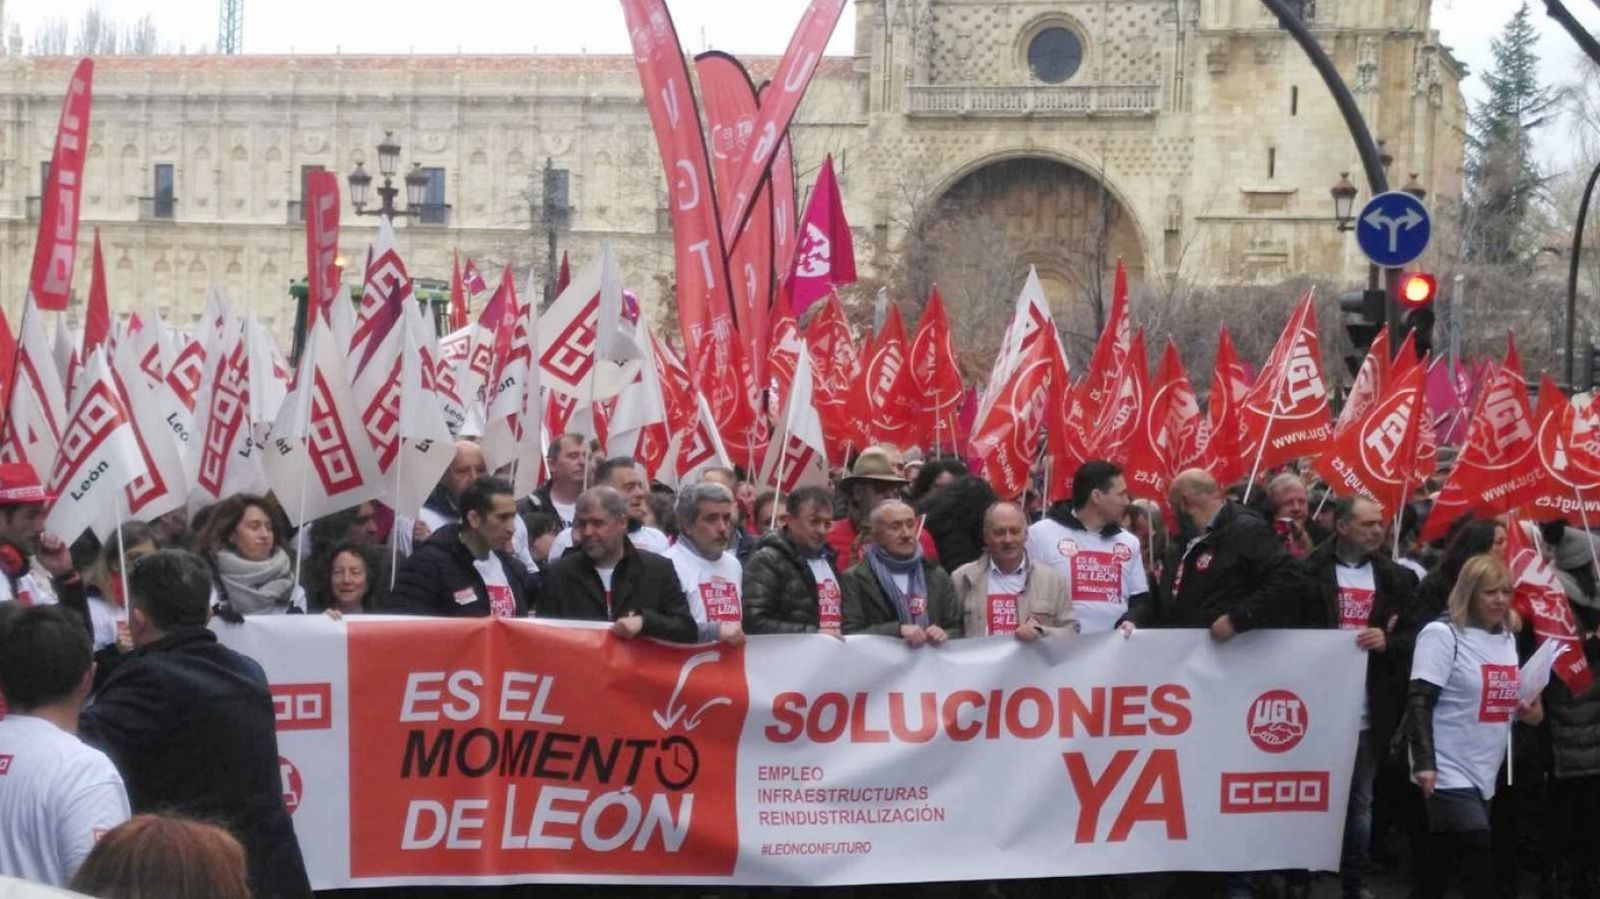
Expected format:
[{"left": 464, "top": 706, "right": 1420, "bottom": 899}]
[
  {"left": 1547, "top": 634, "right": 1600, "bottom": 779},
  {"left": 741, "top": 530, "right": 840, "bottom": 634},
  {"left": 380, "top": 523, "right": 534, "bottom": 617},
  {"left": 1139, "top": 501, "right": 1299, "bottom": 630}
]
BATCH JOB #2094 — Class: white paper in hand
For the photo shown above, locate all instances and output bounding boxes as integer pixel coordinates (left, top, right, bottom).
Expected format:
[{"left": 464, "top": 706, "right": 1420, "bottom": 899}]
[{"left": 1520, "top": 638, "right": 1565, "bottom": 703}]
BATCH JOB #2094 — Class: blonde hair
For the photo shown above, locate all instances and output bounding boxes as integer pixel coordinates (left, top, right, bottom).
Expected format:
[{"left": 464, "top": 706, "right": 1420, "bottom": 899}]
[{"left": 1446, "top": 554, "right": 1513, "bottom": 630}]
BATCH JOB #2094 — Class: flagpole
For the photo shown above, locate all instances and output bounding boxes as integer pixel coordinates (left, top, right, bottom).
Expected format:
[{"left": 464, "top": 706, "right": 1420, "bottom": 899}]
[
  {"left": 1574, "top": 486, "right": 1600, "bottom": 585},
  {"left": 1392, "top": 474, "right": 1409, "bottom": 559},
  {"left": 291, "top": 320, "right": 317, "bottom": 593},
  {"left": 112, "top": 497, "right": 129, "bottom": 628},
  {"left": 391, "top": 436, "right": 404, "bottom": 590}
]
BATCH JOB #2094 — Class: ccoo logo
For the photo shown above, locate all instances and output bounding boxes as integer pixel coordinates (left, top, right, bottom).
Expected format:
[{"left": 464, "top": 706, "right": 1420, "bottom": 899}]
[{"left": 1247, "top": 690, "right": 1308, "bottom": 753}]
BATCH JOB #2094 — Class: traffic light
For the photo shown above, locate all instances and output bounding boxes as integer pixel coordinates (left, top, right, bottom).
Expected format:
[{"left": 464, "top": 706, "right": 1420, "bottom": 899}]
[
  {"left": 1396, "top": 272, "right": 1437, "bottom": 359},
  {"left": 1338, "top": 288, "right": 1387, "bottom": 375}
]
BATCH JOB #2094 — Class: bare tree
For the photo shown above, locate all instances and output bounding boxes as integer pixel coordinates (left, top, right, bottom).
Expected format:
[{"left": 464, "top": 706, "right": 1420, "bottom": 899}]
[{"left": 28, "top": 18, "right": 68, "bottom": 55}]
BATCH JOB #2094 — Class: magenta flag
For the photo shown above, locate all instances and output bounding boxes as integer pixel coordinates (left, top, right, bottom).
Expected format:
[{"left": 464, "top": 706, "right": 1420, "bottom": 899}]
[
  {"left": 787, "top": 155, "right": 856, "bottom": 316},
  {"left": 1425, "top": 357, "right": 1470, "bottom": 446}
]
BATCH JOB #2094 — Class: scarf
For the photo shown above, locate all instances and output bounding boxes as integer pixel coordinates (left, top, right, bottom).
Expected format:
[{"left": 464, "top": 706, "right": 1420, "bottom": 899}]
[
  {"left": 215, "top": 548, "right": 296, "bottom": 615},
  {"left": 867, "top": 543, "right": 928, "bottom": 626}
]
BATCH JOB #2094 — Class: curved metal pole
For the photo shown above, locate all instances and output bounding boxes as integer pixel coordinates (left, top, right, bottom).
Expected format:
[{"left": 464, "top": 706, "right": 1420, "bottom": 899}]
[
  {"left": 1259, "top": 0, "right": 1393, "bottom": 331},
  {"left": 1567, "top": 158, "right": 1600, "bottom": 387},
  {"left": 1548, "top": 0, "right": 1600, "bottom": 69}
]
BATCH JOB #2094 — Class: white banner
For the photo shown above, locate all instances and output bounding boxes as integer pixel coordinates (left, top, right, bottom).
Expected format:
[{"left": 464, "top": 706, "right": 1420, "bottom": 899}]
[{"left": 217, "top": 620, "right": 1364, "bottom": 889}]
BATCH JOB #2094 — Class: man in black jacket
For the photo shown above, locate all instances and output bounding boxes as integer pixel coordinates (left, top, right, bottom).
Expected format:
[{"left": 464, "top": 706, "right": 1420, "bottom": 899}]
[
  {"left": 382, "top": 476, "right": 534, "bottom": 618},
  {"left": 537, "top": 486, "right": 696, "bottom": 643},
  {"left": 1142, "top": 468, "right": 1299, "bottom": 635},
  {"left": 79, "top": 550, "right": 311, "bottom": 898},
  {"left": 743, "top": 486, "right": 845, "bottom": 635},
  {"left": 841, "top": 500, "right": 962, "bottom": 644},
  {"left": 1286, "top": 495, "right": 1418, "bottom": 899},
  {"left": 517, "top": 432, "right": 588, "bottom": 530}
]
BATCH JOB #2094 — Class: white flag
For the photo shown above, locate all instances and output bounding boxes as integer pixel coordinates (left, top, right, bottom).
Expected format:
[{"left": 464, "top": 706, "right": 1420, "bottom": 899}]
[
  {"left": 110, "top": 333, "right": 189, "bottom": 524},
  {"left": 3, "top": 304, "right": 68, "bottom": 483},
  {"left": 977, "top": 266, "right": 1053, "bottom": 425},
  {"left": 595, "top": 243, "right": 644, "bottom": 363},
  {"left": 538, "top": 251, "right": 640, "bottom": 400},
  {"left": 758, "top": 341, "right": 828, "bottom": 493},
  {"left": 389, "top": 303, "right": 456, "bottom": 521},
  {"left": 189, "top": 322, "right": 268, "bottom": 506},
  {"left": 246, "top": 316, "right": 288, "bottom": 440},
  {"left": 328, "top": 283, "right": 356, "bottom": 358},
  {"left": 262, "top": 316, "right": 384, "bottom": 528},
  {"left": 46, "top": 349, "right": 147, "bottom": 544},
  {"left": 668, "top": 391, "right": 733, "bottom": 487}
]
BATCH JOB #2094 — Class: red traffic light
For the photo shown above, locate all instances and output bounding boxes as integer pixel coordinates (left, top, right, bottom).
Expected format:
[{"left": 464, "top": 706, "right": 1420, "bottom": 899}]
[{"left": 1397, "top": 273, "right": 1437, "bottom": 309}]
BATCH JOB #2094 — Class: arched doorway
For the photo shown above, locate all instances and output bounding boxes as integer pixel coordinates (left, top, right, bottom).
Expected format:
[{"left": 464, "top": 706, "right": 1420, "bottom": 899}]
[{"left": 899, "top": 156, "right": 1146, "bottom": 369}]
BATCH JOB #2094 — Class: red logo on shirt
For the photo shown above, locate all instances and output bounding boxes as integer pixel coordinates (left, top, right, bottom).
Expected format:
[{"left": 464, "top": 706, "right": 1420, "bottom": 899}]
[
  {"left": 1247, "top": 690, "right": 1308, "bottom": 753},
  {"left": 1195, "top": 552, "right": 1214, "bottom": 572},
  {"left": 1479, "top": 664, "right": 1519, "bottom": 723},
  {"left": 1056, "top": 539, "right": 1079, "bottom": 558},
  {"left": 698, "top": 578, "right": 741, "bottom": 623},
  {"left": 1070, "top": 550, "right": 1124, "bottom": 603},
  {"left": 987, "top": 593, "right": 1020, "bottom": 635},
  {"left": 817, "top": 577, "right": 842, "bottom": 629},
  {"left": 1112, "top": 543, "right": 1134, "bottom": 564},
  {"left": 1338, "top": 587, "right": 1375, "bottom": 630},
  {"left": 0, "top": 754, "right": 11, "bottom": 775},
  {"left": 908, "top": 594, "right": 928, "bottom": 620},
  {"left": 486, "top": 584, "right": 516, "bottom": 619}
]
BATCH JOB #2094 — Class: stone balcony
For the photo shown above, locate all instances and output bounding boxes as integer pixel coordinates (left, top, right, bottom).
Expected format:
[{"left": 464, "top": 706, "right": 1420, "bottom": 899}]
[{"left": 906, "top": 83, "right": 1160, "bottom": 118}]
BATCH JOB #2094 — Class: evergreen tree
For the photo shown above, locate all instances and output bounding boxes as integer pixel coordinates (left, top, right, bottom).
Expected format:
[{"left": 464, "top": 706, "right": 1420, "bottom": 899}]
[{"left": 1464, "top": 0, "right": 1556, "bottom": 265}]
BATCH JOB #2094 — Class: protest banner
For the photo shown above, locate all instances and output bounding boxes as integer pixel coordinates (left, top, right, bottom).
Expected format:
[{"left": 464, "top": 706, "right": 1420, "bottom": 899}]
[{"left": 218, "top": 620, "right": 1364, "bottom": 889}]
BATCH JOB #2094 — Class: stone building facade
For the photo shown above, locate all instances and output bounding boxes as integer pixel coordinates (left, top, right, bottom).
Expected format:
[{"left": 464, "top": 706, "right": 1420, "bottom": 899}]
[{"left": 0, "top": 0, "right": 1464, "bottom": 341}]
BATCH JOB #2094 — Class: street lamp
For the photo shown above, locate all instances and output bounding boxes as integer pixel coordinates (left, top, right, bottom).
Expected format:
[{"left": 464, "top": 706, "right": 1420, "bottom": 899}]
[
  {"left": 1331, "top": 173, "right": 1359, "bottom": 232},
  {"left": 346, "top": 131, "right": 442, "bottom": 221}
]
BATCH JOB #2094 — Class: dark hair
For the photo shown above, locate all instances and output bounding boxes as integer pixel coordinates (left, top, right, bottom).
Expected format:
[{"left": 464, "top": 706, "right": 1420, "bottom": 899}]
[
  {"left": 70, "top": 814, "right": 250, "bottom": 899},
  {"left": 787, "top": 486, "right": 834, "bottom": 517},
  {"left": 129, "top": 550, "right": 214, "bottom": 631},
  {"left": 1434, "top": 519, "right": 1503, "bottom": 592},
  {"left": 1123, "top": 502, "right": 1150, "bottom": 530},
  {"left": 917, "top": 475, "right": 997, "bottom": 572},
  {"left": 649, "top": 492, "right": 677, "bottom": 538},
  {"left": 307, "top": 541, "right": 382, "bottom": 613},
  {"left": 0, "top": 605, "right": 91, "bottom": 710},
  {"left": 909, "top": 459, "right": 969, "bottom": 502},
  {"left": 1071, "top": 460, "right": 1123, "bottom": 511},
  {"left": 104, "top": 521, "right": 157, "bottom": 574},
  {"left": 195, "top": 494, "right": 283, "bottom": 557},
  {"left": 1333, "top": 495, "right": 1379, "bottom": 527},
  {"left": 459, "top": 476, "right": 514, "bottom": 528},
  {"left": 753, "top": 490, "right": 778, "bottom": 519},
  {"left": 546, "top": 432, "right": 587, "bottom": 464},
  {"left": 525, "top": 511, "right": 562, "bottom": 540},
  {"left": 595, "top": 456, "right": 640, "bottom": 486}
]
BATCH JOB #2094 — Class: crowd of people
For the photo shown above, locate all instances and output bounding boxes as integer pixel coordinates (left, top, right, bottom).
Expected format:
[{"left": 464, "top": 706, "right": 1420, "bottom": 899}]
[{"left": 0, "top": 429, "right": 1593, "bottom": 899}]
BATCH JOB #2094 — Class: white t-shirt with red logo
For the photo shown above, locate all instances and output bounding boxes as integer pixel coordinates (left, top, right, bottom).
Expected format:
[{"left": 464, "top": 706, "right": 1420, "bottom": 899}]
[
  {"left": 985, "top": 560, "right": 1028, "bottom": 636},
  {"left": 472, "top": 553, "right": 519, "bottom": 619},
  {"left": 1411, "top": 620, "right": 1520, "bottom": 799},
  {"left": 1027, "top": 518, "right": 1148, "bottom": 634},
  {"left": 808, "top": 558, "right": 843, "bottom": 631},
  {"left": 665, "top": 543, "right": 744, "bottom": 639},
  {"left": 0, "top": 714, "right": 131, "bottom": 885},
  {"left": 1336, "top": 561, "right": 1377, "bottom": 728}
]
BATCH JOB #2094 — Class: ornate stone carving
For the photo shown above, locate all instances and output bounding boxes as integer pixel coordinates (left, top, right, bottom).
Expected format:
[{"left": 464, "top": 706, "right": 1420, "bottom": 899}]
[
  {"left": 1354, "top": 36, "right": 1379, "bottom": 93},
  {"left": 1206, "top": 39, "right": 1230, "bottom": 75}
]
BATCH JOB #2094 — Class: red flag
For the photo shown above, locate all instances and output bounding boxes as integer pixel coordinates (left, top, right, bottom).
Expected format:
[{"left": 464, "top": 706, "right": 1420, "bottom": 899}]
[
  {"left": 719, "top": 0, "right": 847, "bottom": 246},
  {"left": 622, "top": 0, "right": 736, "bottom": 372},
  {"left": 1521, "top": 375, "right": 1600, "bottom": 521},
  {"left": 555, "top": 251, "right": 571, "bottom": 296},
  {"left": 1238, "top": 294, "right": 1333, "bottom": 474},
  {"left": 1334, "top": 329, "right": 1390, "bottom": 438},
  {"left": 1508, "top": 517, "right": 1595, "bottom": 695},
  {"left": 462, "top": 257, "right": 487, "bottom": 295},
  {"left": 304, "top": 169, "right": 341, "bottom": 322},
  {"left": 971, "top": 336, "right": 1054, "bottom": 501},
  {"left": 909, "top": 286, "right": 964, "bottom": 450},
  {"left": 1421, "top": 338, "right": 1544, "bottom": 541},
  {"left": 787, "top": 155, "right": 856, "bottom": 317},
  {"left": 82, "top": 230, "right": 110, "bottom": 358},
  {"left": 1312, "top": 363, "right": 1426, "bottom": 514},
  {"left": 1391, "top": 330, "right": 1420, "bottom": 383},
  {"left": 0, "top": 304, "right": 15, "bottom": 429},
  {"left": 1082, "top": 259, "right": 1134, "bottom": 413},
  {"left": 864, "top": 304, "right": 917, "bottom": 447},
  {"left": 1045, "top": 378, "right": 1090, "bottom": 503},
  {"left": 806, "top": 293, "right": 861, "bottom": 464},
  {"left": 30, "top": 59, "right": 93, "bottom": 312},
  {"left": 1084, "top": 331, "right": 1149, "bottom": 464},
  {"left": 696, "top": 51, "right": 776, "bottom": 396},
  {"left": 770, "top": 127, "right": 799, "bottom": 298},
  {"left": 767, "top": 301, "right": 803, "bottom": 411},
  {"left": 449, "top": 251, "right": 469, "bottom": 331},
  {"left": 1147, "top": 339, "right": 1210, "bottom": 482},
  {"left": 1203, "top": 328, "right": 1250, "bottom": 486}
]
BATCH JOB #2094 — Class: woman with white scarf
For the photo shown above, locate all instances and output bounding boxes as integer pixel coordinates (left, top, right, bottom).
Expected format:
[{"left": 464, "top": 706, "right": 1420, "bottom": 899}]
[{"left": 197, "top": 494, "right": 306, "bottom": 616}]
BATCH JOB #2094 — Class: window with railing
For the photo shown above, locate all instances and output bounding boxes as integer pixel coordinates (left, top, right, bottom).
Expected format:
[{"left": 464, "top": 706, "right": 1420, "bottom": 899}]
[
  {"left": 418, "top": 167, "right": 447, "bottom": 225},
  {"left": 146, "top": 163, "right": 175, "bottom": 220}
]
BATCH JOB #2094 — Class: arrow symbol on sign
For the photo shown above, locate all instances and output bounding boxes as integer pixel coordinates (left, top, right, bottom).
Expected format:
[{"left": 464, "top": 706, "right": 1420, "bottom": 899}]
[{"left": 1363, "top": 205, "right": 1424, "bottom": 254}]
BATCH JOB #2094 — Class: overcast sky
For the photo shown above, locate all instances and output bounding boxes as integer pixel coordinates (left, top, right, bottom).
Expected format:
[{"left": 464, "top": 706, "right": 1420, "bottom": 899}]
[{"left": 8, "top": 0, "right": 1598, "bottom": 169}]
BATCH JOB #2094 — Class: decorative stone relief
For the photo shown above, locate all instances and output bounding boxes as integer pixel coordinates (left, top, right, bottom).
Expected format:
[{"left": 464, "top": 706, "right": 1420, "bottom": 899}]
[
  {"left": 300, "top": 132, "right": 329, "bottom": 154},
  {"left": 1354, "top": 36, "right": 1379, "bottom": 93},
  {"left": 1206, "top": 39, "right": 1230, "bottom": 74}
]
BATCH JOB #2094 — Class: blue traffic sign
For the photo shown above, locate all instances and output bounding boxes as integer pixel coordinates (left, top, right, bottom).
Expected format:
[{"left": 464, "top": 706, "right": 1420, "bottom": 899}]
[{"left": 1355, "top": 191, "right": 1431, "bottom": 267}]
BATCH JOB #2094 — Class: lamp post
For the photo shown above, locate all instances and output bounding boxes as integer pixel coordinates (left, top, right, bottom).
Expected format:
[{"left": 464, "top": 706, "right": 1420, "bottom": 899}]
[
  {"left": 347, "top": 131, "right": 433, "bottom": 221},
  {"left": 1331, "top": 174, "right": 1358, "bottom": 232}
]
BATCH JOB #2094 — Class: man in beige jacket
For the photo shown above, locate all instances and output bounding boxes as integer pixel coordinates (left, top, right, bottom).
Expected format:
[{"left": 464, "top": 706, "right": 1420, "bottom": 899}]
[{"left": 951, "top": 502, "right": 1079, "bottom": 639}]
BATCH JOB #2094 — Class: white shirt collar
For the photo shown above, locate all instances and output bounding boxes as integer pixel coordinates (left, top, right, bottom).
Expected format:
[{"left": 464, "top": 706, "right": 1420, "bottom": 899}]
[{"left": 988, "top": 553, "right": 1027, "bottom": 579}]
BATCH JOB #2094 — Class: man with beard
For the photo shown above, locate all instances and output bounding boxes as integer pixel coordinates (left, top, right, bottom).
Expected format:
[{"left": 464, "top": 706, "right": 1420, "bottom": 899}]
[
  {"left": 663, "top": 481, "right": 746, "bottom": 645},
  {"left": 536, "top": 486, "right": 695, "bottom": 642}
]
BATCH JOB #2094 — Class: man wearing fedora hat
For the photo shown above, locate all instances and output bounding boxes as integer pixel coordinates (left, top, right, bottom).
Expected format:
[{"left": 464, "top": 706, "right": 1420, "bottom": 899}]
[
  {"left": 826, "top": 447, "right": 940, "bottom": 569},
  {"left": 0, "top": 462, "right": 88, "bottom": 626}
]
